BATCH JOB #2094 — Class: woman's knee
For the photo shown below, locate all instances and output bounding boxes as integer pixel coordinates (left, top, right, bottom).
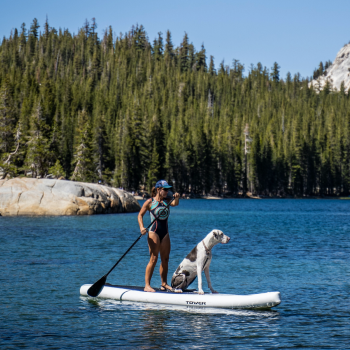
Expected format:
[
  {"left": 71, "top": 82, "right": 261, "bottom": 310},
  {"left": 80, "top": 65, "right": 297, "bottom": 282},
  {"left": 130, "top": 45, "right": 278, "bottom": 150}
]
[
  {"left": 149, "top": 255, "right": 158, "bottom": 265},
  {"left": 161, "top": 255, "right": 169, "bottom": 264}
]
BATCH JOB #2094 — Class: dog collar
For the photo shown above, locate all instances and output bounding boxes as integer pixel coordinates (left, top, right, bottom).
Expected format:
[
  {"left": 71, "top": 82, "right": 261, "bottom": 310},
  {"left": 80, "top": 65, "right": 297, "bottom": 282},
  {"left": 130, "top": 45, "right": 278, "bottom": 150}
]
[{"left": 202, "top": 240, "right": 210, "bottom": 255}]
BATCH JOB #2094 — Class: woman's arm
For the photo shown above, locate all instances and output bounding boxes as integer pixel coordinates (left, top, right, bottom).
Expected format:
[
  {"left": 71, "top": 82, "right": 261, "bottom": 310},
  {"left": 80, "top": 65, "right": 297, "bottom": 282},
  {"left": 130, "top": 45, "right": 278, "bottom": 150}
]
[
  {"left": 170, "top": 192, "right": 180, "bottom": 206},
  {"left": 138, "top": 199, "right": 152, "bottom": 235}
]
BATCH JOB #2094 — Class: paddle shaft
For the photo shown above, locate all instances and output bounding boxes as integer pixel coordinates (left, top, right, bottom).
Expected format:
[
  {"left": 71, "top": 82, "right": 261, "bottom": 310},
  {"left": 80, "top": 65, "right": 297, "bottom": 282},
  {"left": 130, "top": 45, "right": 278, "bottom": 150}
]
[
  {"left": 104, "top": 234, "right": 142, "bottom": 278},
  {"left": 103, "top": 196, "right": 175, "bottom": 278}
]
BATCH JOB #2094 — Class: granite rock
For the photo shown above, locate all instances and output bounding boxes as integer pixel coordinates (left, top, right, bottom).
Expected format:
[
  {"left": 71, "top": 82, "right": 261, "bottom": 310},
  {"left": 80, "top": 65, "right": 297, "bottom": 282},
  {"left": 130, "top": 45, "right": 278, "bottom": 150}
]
[
  {"left": 309, "top": 43, "right": 350, "bottom": 92},
  {"left": 0, "top": 178, "right": 140, "bottom": 216}
]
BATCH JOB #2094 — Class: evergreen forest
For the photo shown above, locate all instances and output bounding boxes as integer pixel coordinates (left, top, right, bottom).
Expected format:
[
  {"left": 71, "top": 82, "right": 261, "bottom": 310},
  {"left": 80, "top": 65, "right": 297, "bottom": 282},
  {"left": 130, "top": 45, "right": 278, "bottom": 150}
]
[{"left": 1, "top": 18, "right": 350, "bottom": 196}]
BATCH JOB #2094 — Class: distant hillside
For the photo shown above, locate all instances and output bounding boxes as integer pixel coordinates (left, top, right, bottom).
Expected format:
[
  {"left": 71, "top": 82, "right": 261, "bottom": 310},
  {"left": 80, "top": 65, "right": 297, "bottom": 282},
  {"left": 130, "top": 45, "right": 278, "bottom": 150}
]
[{"left": 1, "top": 18, "right": 350, "bottom": 197}]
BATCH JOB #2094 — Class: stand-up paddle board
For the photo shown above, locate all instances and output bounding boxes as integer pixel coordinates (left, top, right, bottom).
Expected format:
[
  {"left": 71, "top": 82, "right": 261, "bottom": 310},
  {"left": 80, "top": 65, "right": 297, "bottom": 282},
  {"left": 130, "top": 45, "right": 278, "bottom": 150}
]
[{"left": 80, "top": 283, "right": 281, "bottom": 309}]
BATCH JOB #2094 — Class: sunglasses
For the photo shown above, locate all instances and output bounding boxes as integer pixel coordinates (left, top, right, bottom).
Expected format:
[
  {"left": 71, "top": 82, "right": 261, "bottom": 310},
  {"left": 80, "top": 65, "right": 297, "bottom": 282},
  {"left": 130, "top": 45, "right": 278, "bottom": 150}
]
[{"left": 160, "top": 188, "right": 169, "bottom": 191}]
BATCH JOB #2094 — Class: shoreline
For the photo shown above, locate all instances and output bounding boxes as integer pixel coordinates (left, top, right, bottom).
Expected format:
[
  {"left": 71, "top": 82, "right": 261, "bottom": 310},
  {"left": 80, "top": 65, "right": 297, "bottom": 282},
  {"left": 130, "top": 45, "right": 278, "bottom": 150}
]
[{"left": 134, "top": 195, "right": 350, "bottom": 200}]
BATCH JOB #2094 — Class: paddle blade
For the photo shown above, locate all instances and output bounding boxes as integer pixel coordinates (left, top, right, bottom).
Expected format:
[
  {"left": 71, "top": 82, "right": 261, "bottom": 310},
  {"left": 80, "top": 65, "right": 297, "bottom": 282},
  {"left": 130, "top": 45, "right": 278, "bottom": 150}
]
[{"left": 87, "top": 275, "right": 107, "bottom": 297}]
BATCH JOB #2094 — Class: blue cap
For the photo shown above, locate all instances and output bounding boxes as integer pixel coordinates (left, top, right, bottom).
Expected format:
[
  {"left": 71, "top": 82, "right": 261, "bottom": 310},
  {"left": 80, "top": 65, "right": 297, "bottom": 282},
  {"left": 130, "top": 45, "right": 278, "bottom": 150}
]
[{"left": 155, "top": 180, "right": 172, "bottom": 189}]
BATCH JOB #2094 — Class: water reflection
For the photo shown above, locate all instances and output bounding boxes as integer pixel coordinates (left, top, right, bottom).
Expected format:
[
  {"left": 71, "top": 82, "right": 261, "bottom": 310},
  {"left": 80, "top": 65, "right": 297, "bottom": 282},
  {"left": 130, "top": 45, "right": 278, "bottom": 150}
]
[
  {"left": 81, "top": 297, "right": 281, "bottom": 348},
  {"left": 82, "top": 297, "right": 280, "bottom": 317}
]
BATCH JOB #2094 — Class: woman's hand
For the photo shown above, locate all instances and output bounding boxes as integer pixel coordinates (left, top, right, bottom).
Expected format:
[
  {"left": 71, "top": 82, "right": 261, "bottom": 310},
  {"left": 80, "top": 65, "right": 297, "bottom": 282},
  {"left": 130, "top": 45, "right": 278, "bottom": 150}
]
[
  {"left": 140, "top": 227, "right": 148, "bottom": 235},
  {"left": 171, "top": 192, "right": 180, "bottom": 206}
]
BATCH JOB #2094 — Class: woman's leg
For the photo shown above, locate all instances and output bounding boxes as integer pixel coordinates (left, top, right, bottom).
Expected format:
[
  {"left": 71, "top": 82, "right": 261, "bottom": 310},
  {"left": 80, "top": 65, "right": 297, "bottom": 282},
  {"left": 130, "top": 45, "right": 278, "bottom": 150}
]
[
  {"left": 159, "top": 233, "right": 171, "bottom": 289},
  {"left": 145, "top": 231, "right": 160, "bottom": 292}
]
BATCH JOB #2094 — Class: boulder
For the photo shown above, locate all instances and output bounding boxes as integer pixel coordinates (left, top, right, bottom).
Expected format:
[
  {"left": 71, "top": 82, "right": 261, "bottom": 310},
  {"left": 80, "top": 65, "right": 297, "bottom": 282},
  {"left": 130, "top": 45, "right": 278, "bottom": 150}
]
[{"left": 0, "top": 178, "right": 140, "bottom": 216}]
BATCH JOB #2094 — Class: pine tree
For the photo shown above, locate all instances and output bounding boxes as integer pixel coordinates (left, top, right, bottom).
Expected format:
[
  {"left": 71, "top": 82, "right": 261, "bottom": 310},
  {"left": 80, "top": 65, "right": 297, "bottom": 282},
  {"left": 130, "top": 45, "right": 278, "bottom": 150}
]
[
  {"left": 153, "top": 32, "right": 163, "bottom": 61},
  {"left": 124, "top": 98, "right": 146, "bottom": 189},
  {"left": 271, "top": 62, "right": 280, "bottom": 83},
  {"left": 147, "top": 140, "right": 159, "bottom": 191},
  {"left": 165, "top": 30, "right": 174, "bottom": 62},
  {"left": 28, "top": 18, "right": 39, "bottom": 56},
  {"left": 318, "top": 61, "right": 324, "bottom": 76},
  {"left": 196, "top": 44, "right": 206, "bottom": 71},
  {"left": 209, "top": 55, "right": 216, "bottom": 75},
  {"left": 179, "top": 32, "right": 189, "bottom": 73},
  {"left": 93, "top": 112, "right": 109, "bottom": 180},
  {"left": 71, "top": 110, "right": 95, "bottom": 182},
  {"left": 0, "top": 123, "right": 22, "bottom": 179},
  {"left": 49, "top": 159, "right": 65, "bottom": 178},
  {"left": 0, "top": 79, "right": 15, "bottom": 155},
  {"left": 25, "top": 101, "right": 52, "bottom": 177}
]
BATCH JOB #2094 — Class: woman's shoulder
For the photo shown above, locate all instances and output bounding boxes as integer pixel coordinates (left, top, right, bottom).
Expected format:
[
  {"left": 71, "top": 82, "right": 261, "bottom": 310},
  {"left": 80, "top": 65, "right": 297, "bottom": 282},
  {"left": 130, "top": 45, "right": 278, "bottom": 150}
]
[
  {"left": 146, "top": 197, "right": 159, "bottom": 206},
  {"left": 143, "top": 198, "right": 153, "bottom": 207},
  {"left": 150, "top": 197, "right": 159, "bottom": 209}
]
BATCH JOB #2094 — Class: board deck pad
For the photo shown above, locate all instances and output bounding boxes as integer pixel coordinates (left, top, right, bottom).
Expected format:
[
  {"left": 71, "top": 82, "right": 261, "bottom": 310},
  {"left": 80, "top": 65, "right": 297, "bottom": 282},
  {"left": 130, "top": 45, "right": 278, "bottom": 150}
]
[{"left": 105, "top": 283, "right": 197, "bottom": 294}]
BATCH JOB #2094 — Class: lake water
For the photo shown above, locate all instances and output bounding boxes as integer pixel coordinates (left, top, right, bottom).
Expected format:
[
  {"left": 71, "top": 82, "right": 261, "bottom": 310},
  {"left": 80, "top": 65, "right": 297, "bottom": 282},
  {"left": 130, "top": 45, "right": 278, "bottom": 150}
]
[{"left": 1, "top": 199, "right": 349, "bottom": 349}]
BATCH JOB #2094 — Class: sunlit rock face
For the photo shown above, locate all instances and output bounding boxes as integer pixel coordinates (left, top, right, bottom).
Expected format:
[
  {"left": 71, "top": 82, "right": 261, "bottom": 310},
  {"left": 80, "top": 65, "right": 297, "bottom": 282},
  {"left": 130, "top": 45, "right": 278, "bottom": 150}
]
[
  {"left": 0, "top": 178, "right": 140, "bottom": 216},
  {"left": 309, "top": 43, "right": 350, "bottom": 92}
]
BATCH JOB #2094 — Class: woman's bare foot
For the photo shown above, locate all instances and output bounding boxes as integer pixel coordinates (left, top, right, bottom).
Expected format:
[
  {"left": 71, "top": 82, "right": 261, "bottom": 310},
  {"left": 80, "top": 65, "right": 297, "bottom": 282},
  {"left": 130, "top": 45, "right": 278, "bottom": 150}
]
[
  {"left": 160, "top": 284, "right": 182, "bottom": 293},
  {"left": 144, "top": 285, "right": 156, "bottom": 292},
  {"left": 160, "top": 283, "right": 174, "bottom": 292}
]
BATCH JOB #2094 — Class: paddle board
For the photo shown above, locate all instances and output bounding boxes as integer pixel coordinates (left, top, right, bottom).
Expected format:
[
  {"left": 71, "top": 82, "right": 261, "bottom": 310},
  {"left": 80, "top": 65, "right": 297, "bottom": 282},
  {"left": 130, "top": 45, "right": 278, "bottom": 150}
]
[{"left": 80, "top": 284, "right": 281, "bottom": 309}]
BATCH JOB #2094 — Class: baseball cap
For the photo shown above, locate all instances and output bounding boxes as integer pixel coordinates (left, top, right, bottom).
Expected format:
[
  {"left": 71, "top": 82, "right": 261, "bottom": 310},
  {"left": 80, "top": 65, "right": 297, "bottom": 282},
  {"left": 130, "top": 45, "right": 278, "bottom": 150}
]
[{"left": 155, "top": 180, "right": 172, "bottom": 189}]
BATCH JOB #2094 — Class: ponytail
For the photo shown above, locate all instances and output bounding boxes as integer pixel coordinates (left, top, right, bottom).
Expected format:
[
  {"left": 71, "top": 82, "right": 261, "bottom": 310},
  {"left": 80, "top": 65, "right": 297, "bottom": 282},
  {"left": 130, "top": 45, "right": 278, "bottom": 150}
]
[{"left": 151, "top": 187, "right": 157, "bottom": 198}]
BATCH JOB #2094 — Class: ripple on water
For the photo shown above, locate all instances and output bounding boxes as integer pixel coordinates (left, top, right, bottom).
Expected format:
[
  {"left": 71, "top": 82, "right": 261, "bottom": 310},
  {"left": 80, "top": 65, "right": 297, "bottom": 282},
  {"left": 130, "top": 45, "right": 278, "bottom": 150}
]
[{"left": 1, "top": 199, "right": 350, "bottom": 349}]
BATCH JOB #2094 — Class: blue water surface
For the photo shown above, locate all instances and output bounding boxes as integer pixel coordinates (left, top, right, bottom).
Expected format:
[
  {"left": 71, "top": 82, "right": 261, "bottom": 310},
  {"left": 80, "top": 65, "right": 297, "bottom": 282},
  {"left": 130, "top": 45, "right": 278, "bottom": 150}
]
[{"left": 1, "top": 199, "right": 350, "bottom": 349}]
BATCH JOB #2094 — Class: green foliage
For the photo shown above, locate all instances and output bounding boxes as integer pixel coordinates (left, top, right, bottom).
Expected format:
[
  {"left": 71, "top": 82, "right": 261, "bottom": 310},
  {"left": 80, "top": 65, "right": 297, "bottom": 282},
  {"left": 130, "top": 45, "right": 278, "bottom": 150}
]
[
  {"left": 49, "top": 159, "right": 65, "bottom": 178},
  {"left": 147, "top": 140, "right": 160, "bottom": 192},
  {"left": 24, "top": 101, "right": 53, "bottom": 177},
  {"left": 71, "top": 110, "right": 95, "bottom": 182},
  {"left": 0, "top": 78, "right": 15, "bottom": 154},
  {"left": 0, "top": 18, "right": 349, "bottom": 196},
  {"left": 271, "top": 62, "right": 280, "bottom": 83}
]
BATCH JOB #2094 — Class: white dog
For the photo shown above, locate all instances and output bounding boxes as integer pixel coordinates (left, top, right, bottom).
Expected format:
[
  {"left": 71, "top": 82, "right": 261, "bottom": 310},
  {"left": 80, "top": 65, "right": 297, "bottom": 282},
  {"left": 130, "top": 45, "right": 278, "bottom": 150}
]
[{"left": 171, "top": 230, "right": 230, "bottom": 294}]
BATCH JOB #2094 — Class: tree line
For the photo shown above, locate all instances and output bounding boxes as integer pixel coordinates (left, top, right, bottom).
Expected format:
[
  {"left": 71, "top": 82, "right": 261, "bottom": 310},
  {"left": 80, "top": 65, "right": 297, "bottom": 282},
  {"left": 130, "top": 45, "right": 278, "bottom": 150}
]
[{"left": 1, "top": 18, "right": 350, "bottom": 196}]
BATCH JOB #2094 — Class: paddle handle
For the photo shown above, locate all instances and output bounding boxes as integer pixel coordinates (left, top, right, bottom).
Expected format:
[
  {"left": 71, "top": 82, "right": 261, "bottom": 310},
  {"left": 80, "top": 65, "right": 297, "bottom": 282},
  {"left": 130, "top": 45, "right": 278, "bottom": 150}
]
[{"left": 104, "top": 196, "right": 175, "bottom": 278}]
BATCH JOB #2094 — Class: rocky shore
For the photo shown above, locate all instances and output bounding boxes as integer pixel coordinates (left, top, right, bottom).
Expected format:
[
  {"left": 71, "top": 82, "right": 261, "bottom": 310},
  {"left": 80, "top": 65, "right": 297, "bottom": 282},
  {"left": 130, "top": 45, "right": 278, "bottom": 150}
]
[{"left": 0, "top": 178, "right": 140, "bottom": 216}]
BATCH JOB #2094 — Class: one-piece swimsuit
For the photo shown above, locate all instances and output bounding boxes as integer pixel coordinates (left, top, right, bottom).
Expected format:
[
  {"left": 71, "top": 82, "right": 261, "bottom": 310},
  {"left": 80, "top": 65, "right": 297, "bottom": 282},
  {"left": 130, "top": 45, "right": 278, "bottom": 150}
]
[{"left": 149, "top": 198, "right": 170, "bottom": 242}]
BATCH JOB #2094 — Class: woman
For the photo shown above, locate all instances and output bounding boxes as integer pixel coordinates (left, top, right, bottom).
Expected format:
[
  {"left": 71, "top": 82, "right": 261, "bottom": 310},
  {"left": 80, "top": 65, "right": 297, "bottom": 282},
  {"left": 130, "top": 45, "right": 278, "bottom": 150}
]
[{"left": 138, "top": 180, "right": 180, "bottom": 292}]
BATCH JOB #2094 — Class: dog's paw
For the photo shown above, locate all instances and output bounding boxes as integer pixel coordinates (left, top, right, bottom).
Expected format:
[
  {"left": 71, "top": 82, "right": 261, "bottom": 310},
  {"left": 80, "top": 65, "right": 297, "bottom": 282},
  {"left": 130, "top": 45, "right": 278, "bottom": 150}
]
[
  {"left": 198, "top": 290, "right": 204, "bottom": 295},
  {"left": 174, "top": 289, "right": 183, "bottom": 293}
]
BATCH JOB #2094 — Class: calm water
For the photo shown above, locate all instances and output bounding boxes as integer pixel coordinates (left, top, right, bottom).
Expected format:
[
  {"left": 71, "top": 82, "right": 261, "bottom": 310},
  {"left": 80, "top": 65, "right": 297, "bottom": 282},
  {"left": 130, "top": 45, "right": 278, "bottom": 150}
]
[{"left": 1, "top": 199, "right": 349, "bottom": 349}]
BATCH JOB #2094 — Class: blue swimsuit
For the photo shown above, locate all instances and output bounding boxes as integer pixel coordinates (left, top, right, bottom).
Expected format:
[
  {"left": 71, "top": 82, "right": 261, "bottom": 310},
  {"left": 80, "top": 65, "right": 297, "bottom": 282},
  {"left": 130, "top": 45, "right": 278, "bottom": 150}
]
[{"left": 149, "top": 199, "right": 170, "bottom": 242}]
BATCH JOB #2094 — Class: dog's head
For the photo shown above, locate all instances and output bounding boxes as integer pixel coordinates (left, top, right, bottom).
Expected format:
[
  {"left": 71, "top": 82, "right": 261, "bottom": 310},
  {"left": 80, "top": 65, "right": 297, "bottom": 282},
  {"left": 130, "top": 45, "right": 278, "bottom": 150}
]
[{"left": 210, "top": 229, "right": 230, "bottom": 244}]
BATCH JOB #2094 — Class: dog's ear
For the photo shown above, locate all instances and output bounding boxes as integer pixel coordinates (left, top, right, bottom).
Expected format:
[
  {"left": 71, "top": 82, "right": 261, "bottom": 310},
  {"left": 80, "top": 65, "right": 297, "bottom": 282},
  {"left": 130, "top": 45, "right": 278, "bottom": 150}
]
[{"left": 213, "top": 230, "right": 218, "bottom": 239}]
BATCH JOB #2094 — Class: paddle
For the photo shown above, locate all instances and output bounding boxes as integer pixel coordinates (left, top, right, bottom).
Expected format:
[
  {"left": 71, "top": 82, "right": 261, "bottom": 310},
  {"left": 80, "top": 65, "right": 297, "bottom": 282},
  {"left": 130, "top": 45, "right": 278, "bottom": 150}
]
[{"left": 87, "top": 193, "right": 175, "bottom": 297}]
